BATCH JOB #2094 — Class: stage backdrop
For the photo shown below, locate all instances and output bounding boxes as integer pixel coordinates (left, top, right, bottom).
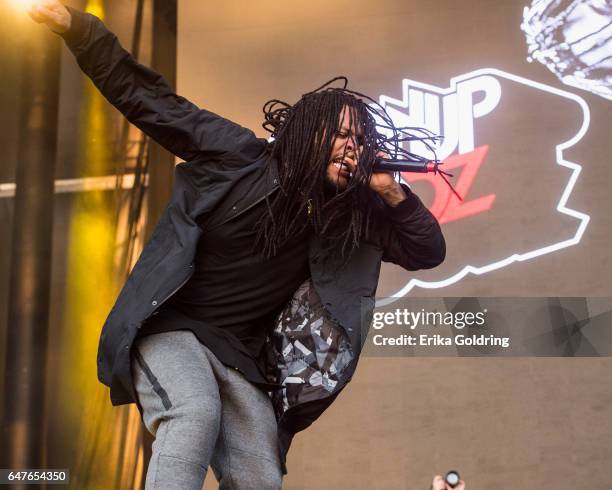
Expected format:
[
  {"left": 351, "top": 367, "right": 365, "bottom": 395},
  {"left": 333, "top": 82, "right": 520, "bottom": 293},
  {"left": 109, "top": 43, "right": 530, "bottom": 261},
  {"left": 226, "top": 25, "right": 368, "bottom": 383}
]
[{"left": 177, "top": 1, "right": 612, "bottom": 488}]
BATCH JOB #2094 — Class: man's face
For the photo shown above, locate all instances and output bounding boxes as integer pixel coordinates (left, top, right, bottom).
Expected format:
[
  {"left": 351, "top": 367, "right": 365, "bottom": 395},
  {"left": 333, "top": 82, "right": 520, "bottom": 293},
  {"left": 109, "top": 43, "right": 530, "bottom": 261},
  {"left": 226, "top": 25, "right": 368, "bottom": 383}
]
[{"left": 325, "top": 106, "right": 364, "bottom": 190}]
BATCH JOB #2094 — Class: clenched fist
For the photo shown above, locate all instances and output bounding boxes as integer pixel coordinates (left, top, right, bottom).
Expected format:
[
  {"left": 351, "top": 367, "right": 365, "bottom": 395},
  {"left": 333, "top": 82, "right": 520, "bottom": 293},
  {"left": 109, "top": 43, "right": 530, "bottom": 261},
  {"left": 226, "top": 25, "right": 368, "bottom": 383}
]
[{"left": 26, "top": 0, "right": 71, "bottom": 34}]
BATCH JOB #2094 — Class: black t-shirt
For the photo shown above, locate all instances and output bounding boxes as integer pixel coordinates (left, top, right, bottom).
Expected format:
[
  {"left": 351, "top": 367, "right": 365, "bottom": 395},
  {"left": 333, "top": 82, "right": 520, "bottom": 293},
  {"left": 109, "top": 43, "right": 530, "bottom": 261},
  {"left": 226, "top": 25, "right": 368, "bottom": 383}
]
[{"left": 136, "top": 192, "right": 311, "bottom": 392}]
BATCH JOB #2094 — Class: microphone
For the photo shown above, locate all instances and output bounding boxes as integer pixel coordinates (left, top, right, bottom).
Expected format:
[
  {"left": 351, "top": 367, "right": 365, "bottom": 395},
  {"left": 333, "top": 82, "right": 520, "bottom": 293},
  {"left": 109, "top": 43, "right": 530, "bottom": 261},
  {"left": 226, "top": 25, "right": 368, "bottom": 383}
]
[
  {"left": 373, "top": 158, "right": 438, "bottom": 173},
  {"left": 373, "top": 157, "right": 449, "bottom": 175},
  {"left": 373, "top": 157, "right": 463, "bottom": 202}
]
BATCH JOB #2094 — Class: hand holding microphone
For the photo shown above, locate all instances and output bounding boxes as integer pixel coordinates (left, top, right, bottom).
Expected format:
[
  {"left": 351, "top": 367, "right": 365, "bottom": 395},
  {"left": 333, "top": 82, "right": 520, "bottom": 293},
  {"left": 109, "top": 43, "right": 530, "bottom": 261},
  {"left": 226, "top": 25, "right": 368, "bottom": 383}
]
[
  {"left": 342, "top": 150, "right": 408, "bottom": 205},
  {"left": 374, "top": 155, "right": 463, "bottom": 201}
]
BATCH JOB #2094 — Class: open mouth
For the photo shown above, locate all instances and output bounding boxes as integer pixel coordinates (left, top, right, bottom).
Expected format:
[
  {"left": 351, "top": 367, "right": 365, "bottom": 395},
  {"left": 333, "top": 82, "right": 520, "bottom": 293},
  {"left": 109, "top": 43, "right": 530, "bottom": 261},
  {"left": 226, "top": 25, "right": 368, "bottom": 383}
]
[{"left": 332, "top": 160, "right": 352, "bottom": 177}]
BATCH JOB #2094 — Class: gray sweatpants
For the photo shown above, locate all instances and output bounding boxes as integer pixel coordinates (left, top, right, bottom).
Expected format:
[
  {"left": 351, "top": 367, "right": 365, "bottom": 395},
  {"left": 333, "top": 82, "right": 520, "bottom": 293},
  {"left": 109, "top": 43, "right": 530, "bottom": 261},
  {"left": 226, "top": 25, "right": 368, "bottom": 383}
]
[{"left": 130, "top": 329, "right": 284, "bottom": 489}]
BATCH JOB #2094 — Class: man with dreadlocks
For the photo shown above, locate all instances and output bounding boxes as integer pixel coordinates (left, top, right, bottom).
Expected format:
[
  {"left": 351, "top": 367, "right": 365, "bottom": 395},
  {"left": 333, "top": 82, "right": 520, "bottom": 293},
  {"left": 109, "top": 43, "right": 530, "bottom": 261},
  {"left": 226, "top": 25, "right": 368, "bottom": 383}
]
[{"left": 31, "top": 2, "right": 445, "bottom": 489}]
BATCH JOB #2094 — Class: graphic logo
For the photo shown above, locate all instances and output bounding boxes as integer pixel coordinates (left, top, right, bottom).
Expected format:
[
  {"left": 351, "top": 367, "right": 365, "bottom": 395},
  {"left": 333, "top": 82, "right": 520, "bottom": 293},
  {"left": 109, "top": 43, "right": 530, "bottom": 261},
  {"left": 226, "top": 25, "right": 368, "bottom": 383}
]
[{"left": 376, "top": 68, "right": 590, "bottom": 302}]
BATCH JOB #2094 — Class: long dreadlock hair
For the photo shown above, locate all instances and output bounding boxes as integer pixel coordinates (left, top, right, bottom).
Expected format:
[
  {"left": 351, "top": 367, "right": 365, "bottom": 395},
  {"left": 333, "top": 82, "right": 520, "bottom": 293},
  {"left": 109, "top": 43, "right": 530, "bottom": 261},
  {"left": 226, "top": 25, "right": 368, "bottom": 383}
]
[{"left": 253, "top": 76, "right": 439, "bottom": 263}]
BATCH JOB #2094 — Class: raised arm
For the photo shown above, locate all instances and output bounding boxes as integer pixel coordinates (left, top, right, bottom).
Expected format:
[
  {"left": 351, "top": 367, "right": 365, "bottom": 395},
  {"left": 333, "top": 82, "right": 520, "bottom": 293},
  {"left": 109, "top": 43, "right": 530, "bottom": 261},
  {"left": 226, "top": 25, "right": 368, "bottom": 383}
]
[{"left": 27, "top": 1, "right": 259, "bottom": 161}]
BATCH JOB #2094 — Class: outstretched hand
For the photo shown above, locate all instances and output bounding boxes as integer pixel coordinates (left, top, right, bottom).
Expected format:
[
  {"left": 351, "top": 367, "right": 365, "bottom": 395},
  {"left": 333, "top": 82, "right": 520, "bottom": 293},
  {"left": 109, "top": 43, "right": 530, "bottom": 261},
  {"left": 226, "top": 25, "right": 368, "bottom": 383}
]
[{"left": 26, "top": 0, "right": 71, "bottom": 34}]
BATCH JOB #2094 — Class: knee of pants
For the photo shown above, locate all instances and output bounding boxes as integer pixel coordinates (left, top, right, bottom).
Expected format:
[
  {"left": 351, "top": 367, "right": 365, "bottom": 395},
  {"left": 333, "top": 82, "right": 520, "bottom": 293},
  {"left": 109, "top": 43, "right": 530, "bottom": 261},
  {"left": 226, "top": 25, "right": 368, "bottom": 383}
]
[
  {"left": 247, "top": 468, "right": 283, "bottom": 490},
  {"left": 217, "top": 454, "right": 283, "bottom": 490}
]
